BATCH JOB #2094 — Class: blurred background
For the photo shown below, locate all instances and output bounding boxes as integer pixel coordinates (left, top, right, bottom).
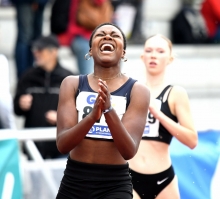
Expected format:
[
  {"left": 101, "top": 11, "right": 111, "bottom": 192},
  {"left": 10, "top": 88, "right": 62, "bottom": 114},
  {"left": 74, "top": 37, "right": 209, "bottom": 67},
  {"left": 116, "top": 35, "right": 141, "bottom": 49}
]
[
  {"left": 0, "top": 0, "right": 219, "bottom": 198},
  {"left": 0, "top": 0, "right": 219, "bottom": 130}
]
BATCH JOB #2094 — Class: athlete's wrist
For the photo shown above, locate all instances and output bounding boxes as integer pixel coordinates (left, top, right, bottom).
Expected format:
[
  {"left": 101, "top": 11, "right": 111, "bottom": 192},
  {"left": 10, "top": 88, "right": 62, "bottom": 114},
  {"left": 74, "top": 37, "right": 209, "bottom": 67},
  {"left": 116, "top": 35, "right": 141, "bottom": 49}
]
[{"left": 103, "top": 105, "right": 113, "bottom": 114}]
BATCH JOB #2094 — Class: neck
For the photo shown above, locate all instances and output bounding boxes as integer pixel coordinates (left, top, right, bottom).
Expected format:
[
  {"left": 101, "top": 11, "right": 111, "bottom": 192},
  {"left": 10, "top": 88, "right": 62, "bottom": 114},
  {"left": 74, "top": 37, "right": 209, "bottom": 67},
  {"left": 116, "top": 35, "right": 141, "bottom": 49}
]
[
  {"left": 146, "top": 72, "right": 166, "bottom": 89},
  {"left": 92, "top": 71, "right": 122, "bottom": 80}
]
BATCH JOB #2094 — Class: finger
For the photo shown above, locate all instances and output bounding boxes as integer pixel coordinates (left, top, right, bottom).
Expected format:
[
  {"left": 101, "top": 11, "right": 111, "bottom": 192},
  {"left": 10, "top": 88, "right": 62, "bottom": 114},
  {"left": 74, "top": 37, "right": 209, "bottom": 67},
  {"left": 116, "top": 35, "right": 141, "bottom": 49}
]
[
  {"left": 98, "top": 82, "right": 108, "bottom": 92},
  {"left": 98, "top": 79, "right": 108, "bottom": 89},
  {"left": 98, "top": 96, "right": 105, "bottom": 103},
  {"left": 95, "top": 94, "right": 104, "bottom": 107},
  {"left": 98, "top": 88, "right": 108, "bottom": 103}
]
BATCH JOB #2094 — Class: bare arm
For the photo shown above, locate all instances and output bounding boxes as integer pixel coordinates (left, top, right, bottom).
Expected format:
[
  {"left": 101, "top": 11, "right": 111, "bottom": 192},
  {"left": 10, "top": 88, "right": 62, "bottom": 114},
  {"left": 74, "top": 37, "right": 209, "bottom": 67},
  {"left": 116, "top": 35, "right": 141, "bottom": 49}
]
[
  {"left": 56, "top": 76, "right": 103, "bottom": 154},
  {"left": 149, "top": 86, "right": 198, "bottom": 149},
  {"left": 57, "top": 77, "right": 150, "bottom": 158}
]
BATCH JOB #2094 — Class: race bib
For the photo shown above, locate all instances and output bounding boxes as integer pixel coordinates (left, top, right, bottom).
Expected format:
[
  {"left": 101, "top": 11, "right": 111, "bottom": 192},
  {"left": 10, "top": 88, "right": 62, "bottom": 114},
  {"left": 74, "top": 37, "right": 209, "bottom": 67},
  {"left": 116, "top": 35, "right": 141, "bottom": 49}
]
[
  {"left": 76, "top": 91, "right": 126, "bottom": 139},
  {"left": 143, "top": 99, "right": 162, "bottom": 137}
]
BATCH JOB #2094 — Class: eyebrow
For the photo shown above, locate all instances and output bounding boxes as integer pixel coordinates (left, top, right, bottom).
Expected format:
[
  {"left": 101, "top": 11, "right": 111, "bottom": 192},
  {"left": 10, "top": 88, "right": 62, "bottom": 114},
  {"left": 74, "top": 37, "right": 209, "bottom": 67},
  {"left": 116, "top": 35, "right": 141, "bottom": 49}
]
[
  {"left": 145, "top": 47, "right": 165, "bottom": 50},
  {"left": 97, "top": 30, "right": 118, "bottom": 35}
]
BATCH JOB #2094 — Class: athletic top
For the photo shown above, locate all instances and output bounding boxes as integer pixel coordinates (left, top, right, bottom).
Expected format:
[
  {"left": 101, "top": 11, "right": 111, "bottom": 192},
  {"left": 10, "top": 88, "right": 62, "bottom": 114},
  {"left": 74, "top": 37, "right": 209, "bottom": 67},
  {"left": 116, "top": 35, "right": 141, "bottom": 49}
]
[
  {"left": 76, "top": 75, "right": 137, "bottom": 141},
  {"left": 142, "top": 85, "right": 178, "bottom": 144}
]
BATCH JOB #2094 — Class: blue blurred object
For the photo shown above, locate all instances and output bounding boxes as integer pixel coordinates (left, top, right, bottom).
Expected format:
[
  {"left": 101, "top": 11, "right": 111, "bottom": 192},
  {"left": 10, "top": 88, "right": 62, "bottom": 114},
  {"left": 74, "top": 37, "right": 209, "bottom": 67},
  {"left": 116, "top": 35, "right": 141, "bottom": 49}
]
[
  {"left": 170, "top": 130, "right": 220, "bottom": 199},
  {"left": 0, "top": 139, "right": 22, "bottom": 199}
]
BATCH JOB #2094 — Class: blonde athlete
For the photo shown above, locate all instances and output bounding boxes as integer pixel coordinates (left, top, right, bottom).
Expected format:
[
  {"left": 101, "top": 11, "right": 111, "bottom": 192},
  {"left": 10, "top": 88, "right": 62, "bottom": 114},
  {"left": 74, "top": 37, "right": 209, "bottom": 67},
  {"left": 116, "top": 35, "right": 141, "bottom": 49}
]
[{"left": 129, "top": 34, "right": 198, "bottom": 199}]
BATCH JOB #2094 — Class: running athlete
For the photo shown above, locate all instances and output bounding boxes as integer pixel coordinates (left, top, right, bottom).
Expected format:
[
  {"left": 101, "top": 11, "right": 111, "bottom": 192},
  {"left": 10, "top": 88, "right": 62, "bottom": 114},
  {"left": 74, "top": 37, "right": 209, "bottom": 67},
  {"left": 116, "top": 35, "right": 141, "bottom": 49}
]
[
  {"left": 56, "top": 23, "right": 150, "bottom": 199},
  {"left": 128, "top": 34, "right": 198, "bottom": 199}
]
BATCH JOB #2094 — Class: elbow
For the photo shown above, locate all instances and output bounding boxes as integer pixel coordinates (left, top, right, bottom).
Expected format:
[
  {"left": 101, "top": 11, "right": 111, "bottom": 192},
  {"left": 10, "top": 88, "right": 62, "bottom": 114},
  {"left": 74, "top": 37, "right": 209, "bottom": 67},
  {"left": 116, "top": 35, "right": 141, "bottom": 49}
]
[
  {"left": 189, "top": 139, "right": 198, "bottom": 149},
  {"left": 122, "top": 140, "right": 140, "bottom": 160},
  {"left": 56, "top": 138, "right": 69, "bottom": 154},
  {"left": 123, "top": 154, "right": 135, "bottom": 161},
  {"left": 122, "top": 148, "right": 137, "bottom": 160},
  {"left": 57, "top": 144, "right": 69, "bottom": 155},
  {"left": 189, "top": 133, "right": 198, "bottom": 149},
  {"left": 56, "top": 142, "right": 65, "bottom": 154}
]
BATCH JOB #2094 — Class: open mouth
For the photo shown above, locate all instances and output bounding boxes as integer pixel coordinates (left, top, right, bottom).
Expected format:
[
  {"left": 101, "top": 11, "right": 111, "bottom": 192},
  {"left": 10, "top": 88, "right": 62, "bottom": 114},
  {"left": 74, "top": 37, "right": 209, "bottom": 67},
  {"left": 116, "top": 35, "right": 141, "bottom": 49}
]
[
  {"left": 149, "top": 61, "right": 157, "bottom": 65},
  {"left": 100, "top": 43, "right": 115, "bottom": 52}
]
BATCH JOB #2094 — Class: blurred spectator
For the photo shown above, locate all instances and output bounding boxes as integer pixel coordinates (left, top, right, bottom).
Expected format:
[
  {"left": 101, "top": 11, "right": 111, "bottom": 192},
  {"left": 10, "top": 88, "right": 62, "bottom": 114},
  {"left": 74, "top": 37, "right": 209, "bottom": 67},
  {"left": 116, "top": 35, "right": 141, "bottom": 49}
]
[
  {"left": 201, "top": 0, "right": 220, "bottom": 43},
  {"left": 171, "top": 0, "right": 208, "bottom": 44},
  {"left": 111, "top": 0, "right": 146, "bottom": 44},
  {"left": 0, "top": 54, "right": 16, "bottom": 129},
  {"left": 10, "top": 0, "right": 49, "bottom": 79},
  {"left": 51, "top": 0, "right": 108, "bottom": 75},
  {"left": 13, "top": 35, "right": 74, "bottom": 159}
]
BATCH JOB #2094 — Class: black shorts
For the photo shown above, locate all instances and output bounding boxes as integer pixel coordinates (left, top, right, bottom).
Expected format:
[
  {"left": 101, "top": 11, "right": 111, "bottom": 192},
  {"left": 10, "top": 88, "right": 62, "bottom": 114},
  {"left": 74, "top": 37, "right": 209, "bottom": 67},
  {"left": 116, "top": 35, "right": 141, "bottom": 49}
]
[
  {"left": 56, "top": 156, "right": 133, "bottom": 199},
  {"left": 130, "top": 165, "right": 175, "bottom": 199}
]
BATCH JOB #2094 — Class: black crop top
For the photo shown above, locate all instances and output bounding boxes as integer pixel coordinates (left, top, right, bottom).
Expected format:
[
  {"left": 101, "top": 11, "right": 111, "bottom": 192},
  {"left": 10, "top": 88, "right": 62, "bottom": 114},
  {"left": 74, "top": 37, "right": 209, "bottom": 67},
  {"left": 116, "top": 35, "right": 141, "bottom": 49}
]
[
  {"left": 76, "top": 75, "right": 137, "bottom": 141},
  {"left": 142, "top": 85, "right": 178, "bottom": 144}
]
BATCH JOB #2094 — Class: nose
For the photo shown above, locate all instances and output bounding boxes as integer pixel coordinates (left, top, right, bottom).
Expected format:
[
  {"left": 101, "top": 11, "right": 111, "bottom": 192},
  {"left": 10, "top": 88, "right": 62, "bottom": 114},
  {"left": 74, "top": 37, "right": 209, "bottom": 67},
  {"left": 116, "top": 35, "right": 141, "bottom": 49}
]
[
  {"left": 150, "top": 51, "right": 156, "bottom": 58},
  {"left": 104, "top": 34, "right": 112, "bottom": 40}
]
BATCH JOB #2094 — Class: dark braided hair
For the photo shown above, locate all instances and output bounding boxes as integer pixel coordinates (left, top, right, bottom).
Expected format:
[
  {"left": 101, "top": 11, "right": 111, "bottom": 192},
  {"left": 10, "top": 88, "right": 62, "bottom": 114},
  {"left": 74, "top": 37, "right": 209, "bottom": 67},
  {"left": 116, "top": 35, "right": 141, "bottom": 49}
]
[{"left": 89, "top": 23, "right": 127, "bottom": 50}]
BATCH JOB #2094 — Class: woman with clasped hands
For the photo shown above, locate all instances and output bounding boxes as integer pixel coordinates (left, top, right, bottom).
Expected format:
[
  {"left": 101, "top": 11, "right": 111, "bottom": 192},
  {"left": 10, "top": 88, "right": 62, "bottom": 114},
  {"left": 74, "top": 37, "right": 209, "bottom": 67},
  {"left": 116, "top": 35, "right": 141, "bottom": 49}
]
[{"left": 55, "top": 23, "right": 150, "bottom": 199}]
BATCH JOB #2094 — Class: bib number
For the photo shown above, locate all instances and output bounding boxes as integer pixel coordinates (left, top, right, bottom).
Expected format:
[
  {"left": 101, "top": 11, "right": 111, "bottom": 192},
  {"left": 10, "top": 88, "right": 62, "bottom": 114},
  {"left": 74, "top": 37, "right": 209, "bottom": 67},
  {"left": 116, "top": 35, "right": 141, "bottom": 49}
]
[
  {"left": 143, "top": 99, "right": 161, "bottom": 137},
  {"left": 76, "top": 91, "right": 126, "bottom": 139}
]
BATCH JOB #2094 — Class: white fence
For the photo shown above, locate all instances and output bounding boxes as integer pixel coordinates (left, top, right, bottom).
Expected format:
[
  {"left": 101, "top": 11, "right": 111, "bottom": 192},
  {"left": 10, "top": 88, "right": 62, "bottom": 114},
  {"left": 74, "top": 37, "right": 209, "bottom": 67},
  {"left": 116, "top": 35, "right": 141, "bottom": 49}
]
[{"left": 0, "top": 127, "right": 66, "bottom": 199}]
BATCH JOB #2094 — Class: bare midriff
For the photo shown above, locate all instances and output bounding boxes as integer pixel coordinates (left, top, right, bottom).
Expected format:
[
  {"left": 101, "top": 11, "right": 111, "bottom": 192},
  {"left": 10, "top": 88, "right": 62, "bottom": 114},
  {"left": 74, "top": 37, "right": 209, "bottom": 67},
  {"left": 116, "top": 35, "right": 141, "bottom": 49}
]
[
  {"left": 70, "top": 139, "right": 127, "bottom": 165},
  {"left": 129, "top": 140, "right": 171, "bottom": 174}
]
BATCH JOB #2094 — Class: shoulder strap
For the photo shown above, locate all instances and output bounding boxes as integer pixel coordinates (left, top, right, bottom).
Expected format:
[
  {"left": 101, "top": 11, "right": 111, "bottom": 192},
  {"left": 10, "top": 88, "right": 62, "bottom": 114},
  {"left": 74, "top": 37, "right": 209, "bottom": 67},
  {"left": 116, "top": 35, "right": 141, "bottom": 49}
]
[
  {"left": 166, "top": 85, "right": 174, "bottom": 99},
  {"left": 125, "top": 78, "right": 137, "bottom": 109},
  {"left": 76, "top": 75, "right": 84, "bottom": 97},
  {"left": 157, "top": 85, "right": 172, "bottom": 101},
  {"left": 125, "top": 78, "right": 137, "bottom": 97}
]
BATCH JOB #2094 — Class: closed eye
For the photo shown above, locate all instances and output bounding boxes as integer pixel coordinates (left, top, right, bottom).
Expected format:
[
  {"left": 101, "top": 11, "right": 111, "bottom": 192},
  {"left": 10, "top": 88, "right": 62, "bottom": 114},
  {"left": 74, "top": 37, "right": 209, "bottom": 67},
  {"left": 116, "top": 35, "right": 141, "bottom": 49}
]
[
  {"left": 112, "top": 34, "right": 120, "bottom": 38},
  {"left": 96, "top": 33, "right": 104, "bottom": 37}
]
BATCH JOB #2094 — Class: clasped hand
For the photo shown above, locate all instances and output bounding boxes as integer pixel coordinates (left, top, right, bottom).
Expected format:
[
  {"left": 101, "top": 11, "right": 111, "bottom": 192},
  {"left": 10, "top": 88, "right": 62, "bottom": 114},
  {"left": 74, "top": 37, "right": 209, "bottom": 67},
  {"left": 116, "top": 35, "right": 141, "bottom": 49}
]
[{"left": 90, "top": 79, "right": 111, "bottom": 121}]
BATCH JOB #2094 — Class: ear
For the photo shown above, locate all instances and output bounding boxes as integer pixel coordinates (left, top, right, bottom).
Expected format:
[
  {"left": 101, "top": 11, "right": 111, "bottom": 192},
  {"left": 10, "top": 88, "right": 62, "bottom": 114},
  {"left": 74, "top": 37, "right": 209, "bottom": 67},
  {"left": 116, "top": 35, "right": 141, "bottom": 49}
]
[
  {"left": 121, "top": 50, "right": 126, "bottom": 59},
  {"left": 168, "top": 55, "right": 174, "bottom": 65},
  {"left": 89, "top": 48, "right": 92, "bottom": 56},
  {"left": 140, "top": 53, "right": 144, "bottom": 62}
]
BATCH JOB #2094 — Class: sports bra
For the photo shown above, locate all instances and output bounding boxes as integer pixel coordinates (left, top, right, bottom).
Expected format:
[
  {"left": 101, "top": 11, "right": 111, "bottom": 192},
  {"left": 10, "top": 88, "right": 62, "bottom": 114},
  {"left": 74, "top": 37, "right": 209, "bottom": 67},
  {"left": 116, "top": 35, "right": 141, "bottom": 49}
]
[
  {"left": 76, "top": 75, "right": 137, "bottom": 141},
  {"left": 142, "top": 85, "right": 178, "bottom": 144}
]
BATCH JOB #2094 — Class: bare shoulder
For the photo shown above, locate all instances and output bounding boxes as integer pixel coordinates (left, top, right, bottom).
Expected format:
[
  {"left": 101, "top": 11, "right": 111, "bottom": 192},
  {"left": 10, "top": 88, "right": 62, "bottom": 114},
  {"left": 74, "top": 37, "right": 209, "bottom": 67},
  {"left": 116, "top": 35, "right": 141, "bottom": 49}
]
[
  {"left": 131, "top": 81, "right": 150, "bottom": 100},
  {"left": 60, "top": 75, "right": 79, "bottom": 90},
  {"left": 61, "top": 75, "right": 79, "bottom": 85},
  {"left": 59, "top": 75, "right": 80, "bottom": 99},
  {"left": 170, "top": 85, "right": 190, "bottom": 107},
  {"left": 171, "top": 85, "right": 188, "bottom": 98}
]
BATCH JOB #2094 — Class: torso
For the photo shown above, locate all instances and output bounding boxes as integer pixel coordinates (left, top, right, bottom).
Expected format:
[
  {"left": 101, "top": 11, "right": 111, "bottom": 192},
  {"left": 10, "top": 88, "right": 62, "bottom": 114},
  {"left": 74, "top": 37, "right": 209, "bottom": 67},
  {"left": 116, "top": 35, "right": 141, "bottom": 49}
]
[
  {"left": 129, "top": 85, "right": 178, "bottom": 173},
  {"left": 70, "top": 139, "right": 125, "bottom": 164},
  {"left": 70, "top": 74, "right": 137, "bottom": 164}
]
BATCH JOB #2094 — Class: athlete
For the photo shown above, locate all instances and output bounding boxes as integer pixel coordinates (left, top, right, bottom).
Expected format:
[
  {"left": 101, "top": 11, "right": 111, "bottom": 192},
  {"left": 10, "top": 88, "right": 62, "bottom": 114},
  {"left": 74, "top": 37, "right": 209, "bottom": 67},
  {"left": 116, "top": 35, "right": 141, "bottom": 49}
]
[
  {"left": 128, "top": 34, "right": 198, "bottom": 199},
  {"left": 55, "top": 23, "right": 150, "bottom": 199}
]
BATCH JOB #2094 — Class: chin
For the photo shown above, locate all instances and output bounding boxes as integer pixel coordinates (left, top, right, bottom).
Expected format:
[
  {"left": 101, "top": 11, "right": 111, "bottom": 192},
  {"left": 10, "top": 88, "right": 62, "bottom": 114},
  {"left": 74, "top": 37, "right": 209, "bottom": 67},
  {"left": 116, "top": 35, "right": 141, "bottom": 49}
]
[
  {"left": 100, "top": 57, "right": 114, "bottom": 64},
  {"left": 147, "top": 69, "right": 159, "bottom": 75},
  {"left": 35, "top": 61, "right": 44, "bottom": 66}
]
